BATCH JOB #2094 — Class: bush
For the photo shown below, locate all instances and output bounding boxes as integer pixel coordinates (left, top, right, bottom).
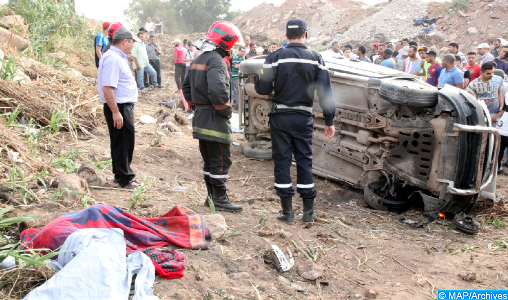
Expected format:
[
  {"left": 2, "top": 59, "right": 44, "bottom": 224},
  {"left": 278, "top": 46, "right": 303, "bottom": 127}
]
[{"left": 9, "top": 0, "right": 94, "bottom": 64}]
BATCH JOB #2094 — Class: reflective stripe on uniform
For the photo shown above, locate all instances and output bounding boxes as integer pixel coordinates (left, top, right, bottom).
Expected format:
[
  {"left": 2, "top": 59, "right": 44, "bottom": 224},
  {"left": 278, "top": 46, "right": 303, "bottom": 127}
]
[
  {"left": 193, "top": 127, "right": 232, "bottom": 140},
  {"left": 297, "top": 183, "right": 314, "bottom": 189},
  {"left": 209, "top": 174, "right": 228, "bottom": 179},
  {"left": 274, "top": 183, "right": 292, "bottom": 188},
  {"left": 203, "top": 171, "right": 210, "bottom": 175},
  {"left": 263, "top": 58, "right": 328, "bottom": 70}
]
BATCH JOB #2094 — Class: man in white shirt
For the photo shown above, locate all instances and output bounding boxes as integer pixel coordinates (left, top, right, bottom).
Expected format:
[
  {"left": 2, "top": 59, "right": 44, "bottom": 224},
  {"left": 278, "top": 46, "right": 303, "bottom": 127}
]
[{"left": 145, "top": 17, "right": 155, "bottom": 35}]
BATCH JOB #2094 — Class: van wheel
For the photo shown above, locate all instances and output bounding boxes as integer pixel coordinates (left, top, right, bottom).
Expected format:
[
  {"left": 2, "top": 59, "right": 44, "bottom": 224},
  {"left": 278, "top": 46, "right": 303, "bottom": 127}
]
[
  {"left": 243, "top": 141, "right": 272, "bottom": 160},
  {"left": 364, "top": 180, "right": 413, "bottom": 213},
  {"left": 379, "top": 79, "right": 438, "bottom": 108}
]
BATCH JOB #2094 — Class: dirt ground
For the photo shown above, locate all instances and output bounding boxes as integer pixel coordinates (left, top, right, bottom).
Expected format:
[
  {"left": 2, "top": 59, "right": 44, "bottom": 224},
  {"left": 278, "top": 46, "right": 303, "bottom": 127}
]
[{"left": 7, "top": 84, "right": 505, "bottom": 299}]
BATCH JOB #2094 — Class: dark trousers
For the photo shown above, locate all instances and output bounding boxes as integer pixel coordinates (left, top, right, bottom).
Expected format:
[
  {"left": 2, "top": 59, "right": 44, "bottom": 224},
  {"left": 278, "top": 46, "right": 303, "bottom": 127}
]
[
  {"left": 174, "top": 63, "right": 186, "bottom": 90},
  {"left": 148, "top": 59, "right": 161, "bottom": 86},
  {"left": 199, "top": 140, "right": 231, "bottom": 186},
  {"left": 499, "top": 135, "right": 508, "bottom": 168},
  {"left": 103, "top": 103, "right": 136, "bottom": 186},
  {"left": 270, "top": 112, "right": 316, "bottom": 199}
]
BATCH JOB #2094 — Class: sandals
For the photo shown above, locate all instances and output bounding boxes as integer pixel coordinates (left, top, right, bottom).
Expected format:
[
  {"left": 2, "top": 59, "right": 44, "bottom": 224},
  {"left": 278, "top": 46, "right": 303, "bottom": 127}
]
[{"left": 118, "top": 180, "right": 140, "bottom": 189}]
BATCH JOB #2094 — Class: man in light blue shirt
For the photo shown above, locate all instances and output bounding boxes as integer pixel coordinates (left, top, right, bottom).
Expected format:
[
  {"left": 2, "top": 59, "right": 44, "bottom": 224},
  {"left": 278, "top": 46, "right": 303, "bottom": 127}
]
[
  {"left": 97, "top": 26, "right": 141, "bottom": 189},
  {"left": 438, "top": 54, "right": 464, "bottom": 89}
]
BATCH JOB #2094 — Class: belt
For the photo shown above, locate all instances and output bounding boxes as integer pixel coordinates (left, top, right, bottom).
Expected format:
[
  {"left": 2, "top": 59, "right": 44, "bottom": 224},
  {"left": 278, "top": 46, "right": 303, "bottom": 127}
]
[
  {"left": 194, "top": 104, "right": 215, "bottom": 110},
  {"left": 272, "top": 103, "right": 313, "bottom": 113}
]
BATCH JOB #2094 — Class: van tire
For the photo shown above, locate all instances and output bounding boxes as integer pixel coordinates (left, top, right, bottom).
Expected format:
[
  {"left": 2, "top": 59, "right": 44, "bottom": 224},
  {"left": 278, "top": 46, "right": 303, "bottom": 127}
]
[
  {"left": 379, "top": 79, "right": 438, "bottom": 108},
  {"left": 364, "top": 180, "right": 413, "bottom": 213},
  {"left": 244, "top": 141, "right": 272, "bottom": 160}
]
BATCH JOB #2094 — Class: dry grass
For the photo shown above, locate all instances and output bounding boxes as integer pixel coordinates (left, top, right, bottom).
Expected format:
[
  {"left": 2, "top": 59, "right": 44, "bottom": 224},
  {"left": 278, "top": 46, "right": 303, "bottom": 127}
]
[{"left": 0, "top": 265, "right": 55, "bottom": 299}]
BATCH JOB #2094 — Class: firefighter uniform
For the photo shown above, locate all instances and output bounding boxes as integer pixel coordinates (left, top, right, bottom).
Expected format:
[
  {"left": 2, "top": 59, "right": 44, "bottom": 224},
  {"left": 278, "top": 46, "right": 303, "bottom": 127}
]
[
  {"left": 182, "top": 25, "right": 243, "bottom": 212},
  {"left": 255, "top": 19, "right": 335, "bottom": 223}
]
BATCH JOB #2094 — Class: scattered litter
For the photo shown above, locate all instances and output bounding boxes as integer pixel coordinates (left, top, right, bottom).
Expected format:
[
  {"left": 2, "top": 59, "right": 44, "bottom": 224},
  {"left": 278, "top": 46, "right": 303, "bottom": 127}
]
[
  {"left": 173, "top": 186, "right": 188, "bottom": 192},
  {"left": 0, "top": 256, "right": 20, "bottom": 270},
  {"left": 452, "top": 213, "right": 481, "bottom": 234},
  {"left": 36, "top": 189, "right": 47, "bottom": 194},
  {"left": 7, "top": 151, "right": 21, "bottom": 163},
  {"left": 187, "top": 125, "right": 192, "bottom": 130},
  {"left": 271, "top": 245, "right": 294, "bottom": 272},
  {"left": 139, "top": 115, "right": 157, "bottom": 124},
  {"left": 186, "top": 113, "right": 194, "bottom": 120},
  {"left": 160, "top": 100, "right": 175, "bottom": 108},
  {"left": 233, "top": 142, "right": 240, "bottom": 146},
  {"left": 231, "top": 113, "right": 244, "bottom": 133}
]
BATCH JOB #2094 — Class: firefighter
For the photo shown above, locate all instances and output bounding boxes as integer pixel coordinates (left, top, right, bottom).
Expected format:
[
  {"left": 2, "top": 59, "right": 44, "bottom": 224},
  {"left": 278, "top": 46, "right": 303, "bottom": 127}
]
[
  {"left": 255, "top": 19, "right": 336, "bottom": 224},
  {"left": 182, "top": 21, "right": 243, "bottom": 212}
]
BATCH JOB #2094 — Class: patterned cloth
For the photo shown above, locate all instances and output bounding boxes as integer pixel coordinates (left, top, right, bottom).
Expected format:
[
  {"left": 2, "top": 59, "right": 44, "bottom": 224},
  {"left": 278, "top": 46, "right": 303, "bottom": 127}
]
[
  {"left": 480, "top": 52, "right": 495, "bottom": 66},
  {"left": 358, "top": 56, "right": 372, "bottom": 63},
  {"left": 404, "top": 58, "right": 421, "bottom": 74},
  {"left": 426, "top": 63, "right": 443, "bottom": 87},
  {"left": 21, "top": 205, "right": 211, "bottom": 279}
]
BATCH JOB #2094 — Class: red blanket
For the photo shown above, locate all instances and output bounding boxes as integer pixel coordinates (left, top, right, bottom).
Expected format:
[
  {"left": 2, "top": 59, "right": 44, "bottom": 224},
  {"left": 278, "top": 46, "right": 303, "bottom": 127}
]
[{"left": 20, "top": 204, "right": 211, "bottom": 279}]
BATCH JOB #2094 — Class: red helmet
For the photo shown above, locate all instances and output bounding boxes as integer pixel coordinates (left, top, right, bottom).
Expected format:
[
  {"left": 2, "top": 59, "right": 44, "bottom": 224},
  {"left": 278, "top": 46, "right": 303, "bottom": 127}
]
[
  {"left": 206, "top": 21, "right": 243, "bottom": 51},
  {"left": 108, "top": 22, "right": 123, "bottom": 39}
]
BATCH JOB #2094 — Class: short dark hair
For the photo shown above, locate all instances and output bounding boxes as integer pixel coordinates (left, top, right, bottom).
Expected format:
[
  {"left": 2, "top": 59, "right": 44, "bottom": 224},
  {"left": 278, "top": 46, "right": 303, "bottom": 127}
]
[
  {"left": 344, "top": 44, "right": 352, "bottom": 50},
  {"left": 449, "top": 42, "right": 459, "bottom": 49},
  {"left": 239, "top": 46, "right": 246, "bottom": 51},
  {"left": 398, "top": 40, "right": 403, "bottom": 44},
  {"left": 418, "top": 46, "right": 428, "bottom": 52},
  {"left": 443, "top": 54, "right": 455, "bottom": 64},
  {"left": 358, "top": 45, "right": 367, "bottom": 55},
  {"left": 137, "top": 32, "right": 143, "bottom": 37},
  {"left": 379, "top": 43, "right": 386, "bottom": 47},
  {"left": 409, "top": 46, "right": 417, "bottom": 52},
  {"left": 467, "top": 51, "right": 477, "bottom": 56},
  {"left": 454, "top": 55, "right": 461, "bottom": 62},
  {"left": 502, "top": 46, "right": 508, "bottom": 50},
  {"left": 481, "top": 62, "right": 495, "bottom": 72},
  {"left": 287, "top": 28, "right": 306, "bottom": 40},
  {"left": 496, "top": 38, "right": 502, "bottom": 43},
  {"left": 427, "top": 51, "right": 437, "bottom": 57},
  {"left": 408, "top": 41, "right": 418, "bottom": 47},
  {"left": 403, "top": 38, "right": 409, "bottom": 42},
  {"left": 332, "top": 41, "right": 339, "bottom": 46},
  {"left": 187, "top": 41, "right": 192, "bottom": 46},
  {"left": 485, "top": 60, "right": 497, "bottom": 68},
  {"left": 272, "top": 42, "right": 278, "bottom": 46}
]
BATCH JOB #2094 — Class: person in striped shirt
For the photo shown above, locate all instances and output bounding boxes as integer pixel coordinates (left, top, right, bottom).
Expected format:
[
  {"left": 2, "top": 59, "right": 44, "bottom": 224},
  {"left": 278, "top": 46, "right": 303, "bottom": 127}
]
[{"left": 231, "top": 47, "right": 246, "bottom": 109}]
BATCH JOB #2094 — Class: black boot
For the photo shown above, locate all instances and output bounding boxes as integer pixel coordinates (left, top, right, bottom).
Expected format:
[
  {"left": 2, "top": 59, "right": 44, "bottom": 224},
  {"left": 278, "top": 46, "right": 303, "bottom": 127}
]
[
  {"left": 212, "top": 186, "right": 243, "bottom": 212},
  {"left": 276, "top": 197, "right": 294, "bottom": 225},
  {"left": 204, "top": 183, "right": 213, "bottom": 207},
  {"left": 302, "top": 198, "right": 316, "bottom": 222}
]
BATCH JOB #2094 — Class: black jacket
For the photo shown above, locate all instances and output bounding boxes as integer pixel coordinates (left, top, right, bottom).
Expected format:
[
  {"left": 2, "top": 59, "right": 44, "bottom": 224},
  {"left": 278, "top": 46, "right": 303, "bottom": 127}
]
[
  {"left": 255, "top": 43, "right": 335, "bottom": 126},
  {"left": 182, "top": 49, "right": 233, "bottom": 144}
]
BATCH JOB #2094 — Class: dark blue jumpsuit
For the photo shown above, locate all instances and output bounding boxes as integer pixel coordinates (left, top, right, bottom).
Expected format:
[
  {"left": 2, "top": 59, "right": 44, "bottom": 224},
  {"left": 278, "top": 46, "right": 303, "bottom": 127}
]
[{"left": 255, "top": 43, "right": 336, "bottom": 199}]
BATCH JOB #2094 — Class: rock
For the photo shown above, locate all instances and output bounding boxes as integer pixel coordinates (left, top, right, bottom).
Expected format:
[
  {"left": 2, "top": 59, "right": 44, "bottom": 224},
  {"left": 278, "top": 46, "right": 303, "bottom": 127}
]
[
  {"left": 0, "top": 27, "right": 29, "bottom": 49},
  {"left": 12, "top": 68, "right": 30, "bottom": 84},
  {"left": 56, "top": 173, "right": 86, "bottom": 202},
  {"left": 229, "top": 272, "right": 250, "bottom": 280},
  {"left": 439, "top": 47, "right": 449, "bottom": 55},
  {"left": 45, "top": 52, "right": 66, "bottom": 61},
  {"left": 65, "top": 69, "right": 82, "bottom": 78},
  {"left": 459, "top": 272, "right": 477, "bottom": 282},
  {"left": 467, "top": 27, "right": 478, "bottom": 34},
  {"left": 448, "top": 33, "right": 458, "bottom": 41},
  {"left": 139, "top": 115, "right": 157, "bottom": 124},
  {"left": 77, "top": 162, "right": 107, "bottom": 186},
  {"left": 174, "top": 112, "right": 191, "bottom": 126},
  {"left": 297, "top": 261, "right": 323, "bottom": 280},
  {"left": 161, "top": 121, "right": 180, "bottom": 132},
  {"left": 0, "top": 15, "right": 28, "bottom": 33},
  {"left": 202, "top": 214, "right": 227, "bottom": 239},
  {"left": 365, "top": 289, "right": 378, "bottom": 299}
]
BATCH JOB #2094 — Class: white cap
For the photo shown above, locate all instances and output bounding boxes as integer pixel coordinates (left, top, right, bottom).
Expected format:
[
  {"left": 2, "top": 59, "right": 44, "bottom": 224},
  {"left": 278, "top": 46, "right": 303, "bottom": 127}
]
[{"left": 476, "top": 43, "right": 489, "bottom": 49}]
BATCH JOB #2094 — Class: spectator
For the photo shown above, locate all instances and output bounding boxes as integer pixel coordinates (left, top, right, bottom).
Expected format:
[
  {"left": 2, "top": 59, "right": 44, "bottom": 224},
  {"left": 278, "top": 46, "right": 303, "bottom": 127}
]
[
  {"left": 465, "top": 52, "right": 481, "bottom": 81},
  {"left": 146, "top": 35, "right": 162, "bottom": 88},
  {"left": 97, "top": 26, "right": 141, "bottom": 189},
  {"left": 329, "top": 41, "right": 341, "bottom": 54},
  {"left": 343, "top": 45, "right": 352, "bottom": 59},
  {"left": 170, "top": 39, "right": 186, "bottom": 93},
  {"left": 438, "top": 54, "right": 464, "bottom": 89},
  {"left": 486, "top": 61, "right": 504, "bottom": 111},
  {"left": 495, "top": 97, "right": 508, "bottom": 174},
  {"left": 491, "top": 38, "right": 502, "bottom": 58},
  {"left": 154, "top": 17, "right": 163, "bottom": 35},
  {"left": 454, "top": 55, "right": 471, "bottom": 87},
  {"left": 369, "top": 42, "right": 379, "bottom": 62},
  {"left": 184, "top": 41, "right": 196, "bottom": 75},
  {"left": 424, "top": 51, "right": 443, "bottom": 87},
  {"left": 244, "top": 36, "right": 251, "bottom": 47},
  {"left": 493, "top": 46, "right": 508, "bottom": 74},
  {"left": 477, "top": 43, "right": 494, "bottom": 66},
  {"left": 380, "top": 49, "right": 396, "bottom": 69},
  {"left": 102, "top": 22, "right": 123, "bottom": 54},
  {"left": 346, "top": 44, "right": 358, "bottom": 60},
  {"left": 448, "top": 42, "right": 467, "bottom": 66},
  {"left": 374, "top": 44, "right": 386, "bottom": 64},
  {"left": 386, "top": 42, "right": 394, "bottom": 51},
  {"left": 95, "top": 22, "right": 110, "bottom": 68},
  {"left": 396, "top": 40, "right": 403, "bottom": 51},
  {"left": 183, "top": 39, "right": 189, "bottom": 50},
  {"left": 138, "top": 27, "right": 147, "bottom": 35},
  {"left": 271, "top": 42, "right": 279, "bottom": 52},
  {"left": 402, "top": 38, "right": 409, "bottom": 47},
  {"left": 408, "top": 41, "right": 418, "bottom": 47},
  {"left": 245, "top": 42, "right": 261, "bottom": 59},
  {"left": 403, "top": 46, "right": 421, "bottom": 75},
  {"left": 395, "top": 46, "right": 408, "bottom": 71},
  {"left": 231, "top": 47, "right": 246, "bottom": 109},
  {"left": 466, "top": 62, "right": 502, "bottom": 122},
  {"left": 413, "top": 47, "right": 428, "bottom": 79},
  {"left": 131, "top": 33, "right": 158, "bottom": 91},
  {"left": 262, "top": 42, "right": 271, "bottom": 55},
  {"left": 357, "top": 46, "right": 371, "bottom": 63},
  {"left": 145, "top": 17, "right": 155, "bottom": 35}
]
